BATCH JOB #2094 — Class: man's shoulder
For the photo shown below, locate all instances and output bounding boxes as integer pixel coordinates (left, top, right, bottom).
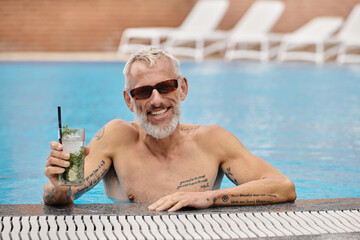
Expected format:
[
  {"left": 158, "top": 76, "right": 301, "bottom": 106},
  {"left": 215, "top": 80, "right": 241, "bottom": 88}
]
[
  {"left": 93, "top": 119, "right": 139, "bottom": 144},
  {"left": 180, "top": 124, "right": 229, "bottom": 140},
  {"left": 105, "top": 119, "right": 137, "bottom": 131}
]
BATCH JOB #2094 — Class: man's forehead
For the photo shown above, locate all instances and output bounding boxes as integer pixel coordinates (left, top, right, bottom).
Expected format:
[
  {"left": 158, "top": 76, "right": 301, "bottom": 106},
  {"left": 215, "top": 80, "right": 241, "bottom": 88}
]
[{"left": 128, "top": 57, "right": 175, "bottom": 76}]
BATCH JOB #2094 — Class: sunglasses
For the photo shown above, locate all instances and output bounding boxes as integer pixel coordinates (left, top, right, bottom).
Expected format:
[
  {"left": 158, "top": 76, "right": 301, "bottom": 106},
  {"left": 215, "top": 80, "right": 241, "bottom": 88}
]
[{"left": 128, "top": 79, "right": 179, "bottom": 100}]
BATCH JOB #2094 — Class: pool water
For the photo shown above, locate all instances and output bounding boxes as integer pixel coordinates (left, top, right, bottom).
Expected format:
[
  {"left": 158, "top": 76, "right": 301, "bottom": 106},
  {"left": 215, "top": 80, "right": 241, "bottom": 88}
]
[{"left": 0, "top": 61, "right": 359, "bottom": 204}]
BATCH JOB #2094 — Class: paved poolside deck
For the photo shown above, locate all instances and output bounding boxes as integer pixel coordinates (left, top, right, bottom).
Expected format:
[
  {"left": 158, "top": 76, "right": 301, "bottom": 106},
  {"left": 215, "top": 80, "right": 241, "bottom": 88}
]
[{"left": 1, "top": 198, "right": 359, "bottom": 239}]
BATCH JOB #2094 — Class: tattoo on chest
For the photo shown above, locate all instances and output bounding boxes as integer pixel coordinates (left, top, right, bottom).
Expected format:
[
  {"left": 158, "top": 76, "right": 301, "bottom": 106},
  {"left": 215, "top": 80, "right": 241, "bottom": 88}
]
[
  {"left": 94, "top": 127, "right": 105, "bottom": 141},
  {"left": 225, "top": 167, "right": 239, "bottom": 185},
  {"left": 177, "top": 175, "right": 209, "bottom": 190}
]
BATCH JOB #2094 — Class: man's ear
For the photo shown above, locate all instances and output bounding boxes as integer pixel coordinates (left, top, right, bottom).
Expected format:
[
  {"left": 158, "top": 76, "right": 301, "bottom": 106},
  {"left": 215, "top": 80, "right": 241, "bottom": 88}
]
[
  {"left": 123, "top": 90, "right": 134, "bottom": 112},
  {"left": 180, "top": 77, "right": 188, "bottom": 101}
]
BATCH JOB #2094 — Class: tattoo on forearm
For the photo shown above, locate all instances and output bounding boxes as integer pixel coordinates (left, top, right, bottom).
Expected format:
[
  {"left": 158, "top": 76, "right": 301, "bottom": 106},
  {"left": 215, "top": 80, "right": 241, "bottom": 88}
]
[
  {"left": 94, "top": 127, "right": 105, "bottom": 140},
  {"left": 231, "top": 194, "right": 277, "bottom": 198},
  {"left": 222, "top": 195, "right": 229, "bottom": 202},
  {"left": 177, "top": 175, "right": 209, "bottom": 190},
  {"left": 65, "top": 186, "right": 72, "bottom": 201},
  {"left": 44, "top": 188, "right": 56, "bottom": 203},
  {"left": 219, "top": 193, "right": 278, "bottom": 205},
  {"left": 74, "top": 160, "right": 108, "bottom": 198},
  {"left": 225, "top": 167, "right": 239, "bottom": 185}
]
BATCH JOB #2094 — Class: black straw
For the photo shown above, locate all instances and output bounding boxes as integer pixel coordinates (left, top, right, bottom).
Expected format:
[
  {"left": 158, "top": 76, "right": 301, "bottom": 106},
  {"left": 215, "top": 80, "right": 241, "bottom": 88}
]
[{"left": 57, "top": 106, "right": 62, "bottom": 144}]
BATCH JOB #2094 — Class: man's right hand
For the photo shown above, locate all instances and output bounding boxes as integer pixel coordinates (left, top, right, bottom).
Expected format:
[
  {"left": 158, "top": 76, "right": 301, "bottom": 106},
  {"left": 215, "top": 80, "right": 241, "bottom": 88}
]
[
  {"left": 44, "top": 141, "right": 91, "bottom": 187},
  {"left": 44, "top": 141, "right": 71, "bottom": 187}
]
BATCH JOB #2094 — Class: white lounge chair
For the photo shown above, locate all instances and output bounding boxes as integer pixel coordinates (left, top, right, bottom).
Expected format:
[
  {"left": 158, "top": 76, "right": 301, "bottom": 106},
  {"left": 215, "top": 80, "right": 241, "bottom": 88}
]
[
  {"left": 118, "top": 0, "right": 229, "bottom": 57},
  {"left": 336, "top": 4, "right": 360, "bottom": 64},
  {"left": 277, "top": 17, "right": 343, "bottom": 64},
  {"left": 163, "top": 0, "right": 229, "bottom": 61},
  {"left": 203, "top": 1, "right": 284, "bottom": 62}
]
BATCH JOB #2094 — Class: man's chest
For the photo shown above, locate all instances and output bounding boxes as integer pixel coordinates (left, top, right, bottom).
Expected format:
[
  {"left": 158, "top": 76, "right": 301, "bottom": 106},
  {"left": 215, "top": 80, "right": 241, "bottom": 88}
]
[{"left": 111, "top": 147, "right": 221, "bottom": 202}]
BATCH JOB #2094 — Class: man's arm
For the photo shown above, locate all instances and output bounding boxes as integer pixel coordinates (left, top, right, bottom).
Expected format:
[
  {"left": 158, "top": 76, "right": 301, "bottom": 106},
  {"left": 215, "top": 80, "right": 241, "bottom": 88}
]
[
  {"left": 148, "top": 125, "right": 296, "bottom": 212},
  {"left": 43, "top": 126, "right": 112, "bottom": 205}
]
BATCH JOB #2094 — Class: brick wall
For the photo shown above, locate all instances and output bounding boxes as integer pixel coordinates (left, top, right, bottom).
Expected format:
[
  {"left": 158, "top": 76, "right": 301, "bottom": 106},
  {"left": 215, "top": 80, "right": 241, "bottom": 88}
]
[{"left": 0, "top": 0, "right": 358, "bottom": 52}]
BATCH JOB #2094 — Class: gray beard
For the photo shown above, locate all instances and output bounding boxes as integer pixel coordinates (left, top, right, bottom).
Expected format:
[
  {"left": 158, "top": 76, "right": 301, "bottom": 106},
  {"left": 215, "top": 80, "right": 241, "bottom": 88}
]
[{"left": 134, "top": 102, "right": 181, "bottom": 139}]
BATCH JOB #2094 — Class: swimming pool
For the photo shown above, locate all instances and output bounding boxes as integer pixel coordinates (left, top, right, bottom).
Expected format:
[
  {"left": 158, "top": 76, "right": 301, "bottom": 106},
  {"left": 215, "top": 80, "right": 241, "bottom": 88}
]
[{"left": 0, "top": 61, "right": 359, "bottom": 204}]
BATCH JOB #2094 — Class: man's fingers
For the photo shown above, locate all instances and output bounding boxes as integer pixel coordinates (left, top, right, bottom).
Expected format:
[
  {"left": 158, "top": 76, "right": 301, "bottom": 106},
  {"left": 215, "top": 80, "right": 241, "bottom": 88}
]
[
  {"left": 168, "top": 201, "right": 187, "bottom": 212},
  {"left": 50, "top": 141, "right": 62, "bottom": 150},
  {"left": 49, "top": 149, "right": 70, "bottom": 160},
  {"left": 46, "top": 157, "right": 70, "bottom": 168},
  {"left": 148, "top": 197, "right": 167, "bottom": 211},
  {"left": 153, "top": 199, "right": 178, "bottom": 212},
  {"left": 148, "top": 193, "right": 189, "bottom": 212},
  {"left": 44, "top": 166, "right": 65, "bottom": 177}
]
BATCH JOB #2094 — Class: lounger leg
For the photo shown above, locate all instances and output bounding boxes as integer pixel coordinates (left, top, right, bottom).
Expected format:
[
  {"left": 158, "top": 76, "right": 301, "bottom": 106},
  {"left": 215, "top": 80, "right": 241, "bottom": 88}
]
[
  {"left": 277, "top": 42, "right": 288, "bottom": 62},
  {"left": 315, "top": 43, "right": 324, "bottom": 64},
  {"left": 195, "top": 39, "right": 204, "bottom": 61},
  {"left": 261, "top": 41, "right": 269, "bottom": 62},
  {"left": 225, "top": 42, "right": 235, "bottom": 61},
  {"left": 337, "top": 44, "right": 346, "bottom": 64}
]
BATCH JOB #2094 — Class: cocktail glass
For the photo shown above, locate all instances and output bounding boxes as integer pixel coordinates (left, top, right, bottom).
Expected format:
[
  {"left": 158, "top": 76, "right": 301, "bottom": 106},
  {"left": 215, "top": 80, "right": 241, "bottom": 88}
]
[{"left": 59, "top": 128, "right": 85, "bottom": 186}]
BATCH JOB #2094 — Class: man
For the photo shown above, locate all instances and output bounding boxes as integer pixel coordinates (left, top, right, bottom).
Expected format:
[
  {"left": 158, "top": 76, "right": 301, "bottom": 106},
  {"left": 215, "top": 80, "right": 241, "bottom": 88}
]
[{"left": 43, "top": 47, "right": 296, "bottom": 212}]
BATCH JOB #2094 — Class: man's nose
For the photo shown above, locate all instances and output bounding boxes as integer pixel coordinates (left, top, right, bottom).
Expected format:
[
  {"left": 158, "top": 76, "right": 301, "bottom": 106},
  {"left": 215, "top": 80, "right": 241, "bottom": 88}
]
[{"left": 148, "top": 89, "right": 163, "bottom": 104}]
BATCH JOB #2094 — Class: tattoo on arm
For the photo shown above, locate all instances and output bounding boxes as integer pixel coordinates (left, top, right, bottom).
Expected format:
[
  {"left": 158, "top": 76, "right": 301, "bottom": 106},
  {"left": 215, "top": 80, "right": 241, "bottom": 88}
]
[
  {"left": 176, "top": 175, "right": 210, "bottom": 190},
  {"left": 43, "top": 188, "right": 56, "bottom": 203},
  {"left": 225, "top": 167, "right": 239, "bottom": 185},
  {"left": 218, "top": 193, "right": 277, "bottom": 205},
  {"left": 94, "top": 127, "right": 105, "bottom": 141},
  {"left": 74, "top": 160, "right": 108, "bottom": 199},
  {"left": 65, "top": 186, "right": 72, "bottom": 201}
]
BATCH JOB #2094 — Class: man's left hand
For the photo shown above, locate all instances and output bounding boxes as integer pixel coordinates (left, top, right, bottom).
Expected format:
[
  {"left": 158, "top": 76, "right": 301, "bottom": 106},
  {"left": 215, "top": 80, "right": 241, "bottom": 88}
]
[{"left": 148, "top": 192, "right": 213, "bottom": 212}]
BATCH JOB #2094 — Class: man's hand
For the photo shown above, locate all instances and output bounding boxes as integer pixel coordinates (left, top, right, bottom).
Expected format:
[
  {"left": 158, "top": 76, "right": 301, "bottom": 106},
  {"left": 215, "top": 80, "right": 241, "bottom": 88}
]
[
  {"left": 148, "top": 192, "right": 214, "bottom": 212},
  {"left": 44, "top": 141, "right": 90, "bottom": 187}
]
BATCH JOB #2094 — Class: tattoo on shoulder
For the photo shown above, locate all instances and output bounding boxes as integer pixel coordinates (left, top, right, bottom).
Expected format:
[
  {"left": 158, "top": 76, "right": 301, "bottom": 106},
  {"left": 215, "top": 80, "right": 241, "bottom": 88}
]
[
  {"left": 94, "top": 127, "right": 105, "bottom": 141},
  {"left": 225, "top": 167, "right": 239, "bottom": 185},
  {"left": 180, "top": 125, "right": 200, "bottom": 133}
]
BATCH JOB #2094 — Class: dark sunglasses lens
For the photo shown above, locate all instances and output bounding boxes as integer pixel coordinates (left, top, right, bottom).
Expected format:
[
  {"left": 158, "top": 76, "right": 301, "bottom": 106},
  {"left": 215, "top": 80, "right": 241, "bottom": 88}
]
[
  {"left": 156, "top": 80, "right": 178, "bottom": 94},
  {"left": 131, "top": 86, "right": 153, "bottom": 100}
]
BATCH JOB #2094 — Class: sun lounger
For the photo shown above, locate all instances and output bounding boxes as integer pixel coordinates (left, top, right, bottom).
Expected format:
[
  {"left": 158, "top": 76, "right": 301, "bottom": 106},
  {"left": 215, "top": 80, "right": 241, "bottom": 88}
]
[
  {"left": 203, "top": 1, "right": 284, "bottom": 62},
  {"left": 336, "top": 4, "right": 360, "bottom": 64},
  {"left": 118, "top": 0, "right": 229, "bottom": 57},
  {"left": 277, "top": 17, "right": 343, "bottom": 64}
]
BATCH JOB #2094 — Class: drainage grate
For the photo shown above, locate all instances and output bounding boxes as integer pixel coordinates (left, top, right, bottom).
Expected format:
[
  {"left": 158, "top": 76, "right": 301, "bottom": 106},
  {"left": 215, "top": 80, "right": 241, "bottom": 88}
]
[{"left": 1, "top": 210, "right": 360, "bottom": 239}]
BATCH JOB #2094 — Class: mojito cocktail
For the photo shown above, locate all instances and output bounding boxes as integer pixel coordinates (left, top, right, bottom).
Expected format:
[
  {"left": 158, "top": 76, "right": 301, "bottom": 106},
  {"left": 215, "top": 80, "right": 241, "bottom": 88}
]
[{"left": 59, "top": 127, "right": 85, "bottom": 186}]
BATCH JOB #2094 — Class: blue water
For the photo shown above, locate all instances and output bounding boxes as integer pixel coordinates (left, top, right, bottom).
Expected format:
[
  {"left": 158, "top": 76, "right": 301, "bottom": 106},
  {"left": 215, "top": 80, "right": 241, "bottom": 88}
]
[{"left": 0, "top": 61, "right": 359, "bottom": 204}]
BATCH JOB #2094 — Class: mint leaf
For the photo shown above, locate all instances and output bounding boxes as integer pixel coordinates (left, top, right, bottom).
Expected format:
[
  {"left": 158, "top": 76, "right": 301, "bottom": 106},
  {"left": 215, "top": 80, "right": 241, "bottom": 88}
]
[{"left": 62, "top": 125, "right": 77, "bottom": 137}]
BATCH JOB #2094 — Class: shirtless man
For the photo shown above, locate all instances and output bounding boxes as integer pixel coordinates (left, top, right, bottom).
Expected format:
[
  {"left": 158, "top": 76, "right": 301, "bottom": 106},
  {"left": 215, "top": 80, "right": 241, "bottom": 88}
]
[{"left": 43, "top": 47, "right": 296, "bottom": 212}]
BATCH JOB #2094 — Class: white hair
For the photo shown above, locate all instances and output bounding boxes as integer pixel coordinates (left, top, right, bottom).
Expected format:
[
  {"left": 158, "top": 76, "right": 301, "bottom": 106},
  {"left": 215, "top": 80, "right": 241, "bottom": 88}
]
[{"left": 123, "top": 47, "right": 181, "bottom": 89}]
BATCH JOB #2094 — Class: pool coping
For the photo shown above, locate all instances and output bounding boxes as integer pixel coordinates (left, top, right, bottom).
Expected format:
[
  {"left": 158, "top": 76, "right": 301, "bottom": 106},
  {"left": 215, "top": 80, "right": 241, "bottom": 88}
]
[
  {"left": 1, "top": 198, "right": 359, "bottom": 239},
  {"left": 1, "top": 198, "right": 360, "bottom": 217}
]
